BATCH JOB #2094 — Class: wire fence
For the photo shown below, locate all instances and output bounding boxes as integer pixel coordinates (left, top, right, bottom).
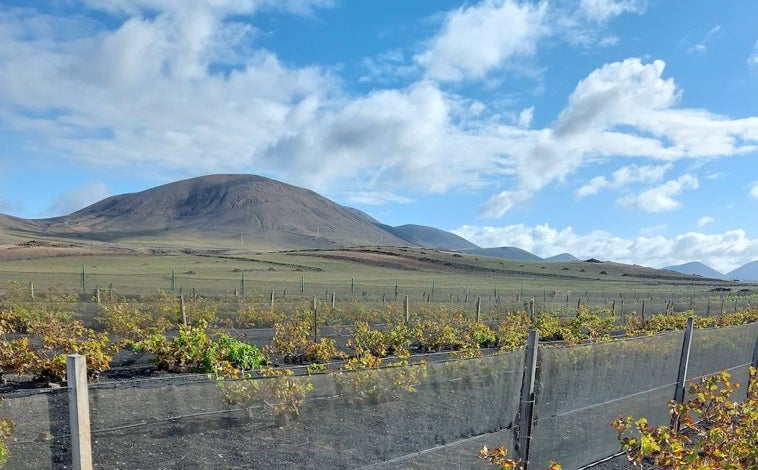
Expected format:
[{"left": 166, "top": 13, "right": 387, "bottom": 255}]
[
  {"left": 3, "top": 273, "right": 757, "bottom": 331},
  {"left": 3, "top": 321, "right": 757, "bottom": 469}
]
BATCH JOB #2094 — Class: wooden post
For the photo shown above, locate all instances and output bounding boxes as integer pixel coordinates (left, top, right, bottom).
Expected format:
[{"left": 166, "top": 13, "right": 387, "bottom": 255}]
[
  {"left": 67, "top": 354, "right": 92, "bottom": 470},
  {"left": 301, "top": 276, "right": 305, "bottom": 294},
  {"left": 641, "top": 299, "right": 646, "bottom": 322},
  {"left": 476, "top": 297, "right": 481, "bottom": 322},
  {"left": 171, "top": 269, "right": 176, "bottom": 294},
  {"left": 241, "top": 272, "right": 246, "bottom": 297},
  {"left": 517, "top": 330, "right": 539, "bottom": 466},
  {"left": 180, "top": 295, "right": 187, "bottom": 326},
  {"left": 672, "top": 317, "right": 694, "bottom": 430},
  {"left": 404, "top": 295, "right": 410, "bottom": 324},
  {"left": 96, "top": 288, "right": 100, "bottom": 304},
  {"left": 30, "top": 281, "right": 34, "bottom": 300},
  {"left": 81, "top": 264, "right": 86, "bottom": 292},
  {"left": 331, "top": 291, "right": 336, "bottom": 309},
  {"left": 395, "top": 281, "right": 399, "bottom": 300},
  {"left": 351, "top": 278, "right": 354, "bottom": 296},
  {"left": 312, "top": 296, "right": 318, "bottom": 341},
  {"left": 431, "top": 281, "right": 435, "bottom": 301},
  {"left": 270, "top": 291, "right": 275, "bottom": 309},
  {"left": 530, "top": 297, "right": 535, "bottom": 320}
]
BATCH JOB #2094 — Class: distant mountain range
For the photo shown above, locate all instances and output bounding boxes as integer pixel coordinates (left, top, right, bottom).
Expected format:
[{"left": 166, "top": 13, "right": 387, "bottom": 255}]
[
  {"left": 663, "top": 261, "right": 758, "bottom": 282},
  {"left": 0, "top": 173, "right": 755, "bottom": 280}
]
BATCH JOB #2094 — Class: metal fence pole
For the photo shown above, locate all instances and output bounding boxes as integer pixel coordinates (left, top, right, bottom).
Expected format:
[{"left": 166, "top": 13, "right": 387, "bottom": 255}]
[
  {"left": 67, "top": 354, "right": 92, "bottom": 470},
  {"left": 517, "top": 330, "right": 539, "bottom": 467},
  {"left": 672, "top": 317, "right": 694, "bottom": 430}
]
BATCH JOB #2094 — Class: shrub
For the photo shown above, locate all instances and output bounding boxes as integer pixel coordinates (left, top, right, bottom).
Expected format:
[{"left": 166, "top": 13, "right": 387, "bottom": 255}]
[
  {"left": 613, "top": 367, "right": 758, "bottom": 468},
  {"left": 0, "top": 401, "right": 14, "bottom": 468},
  {"left": 134, "top": 322, "right": 265, "bottom": 375}
]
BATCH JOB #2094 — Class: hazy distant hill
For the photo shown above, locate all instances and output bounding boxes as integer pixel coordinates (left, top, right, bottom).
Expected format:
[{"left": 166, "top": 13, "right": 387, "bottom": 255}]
[
  {"left": 726, "top": 261, "right": 758, "bottom": 281},
  {"left": 380, "top": 224, "right": 479, "bottom": 250},
  {"left": 544, "top": 253, "right": 579, "bottom": 262},
  {"left": 663, "top": 262, "right": 725, "bottom": 280},
  {"left": 462, "top": 246, "right": 542, "bottom": 261}
]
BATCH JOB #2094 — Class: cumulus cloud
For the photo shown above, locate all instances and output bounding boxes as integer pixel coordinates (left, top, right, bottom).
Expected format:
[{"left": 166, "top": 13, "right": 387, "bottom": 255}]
[
  {"left": 697, "top": 216, "right": 714, "bottom": 228},
  {"left": 453, "top": 223, "right": 758, "bottom": 273},
  {"left": 478, "top": 58, "right": 758, "bottom": 217},
  {"left": 617, "top": 174, "right": 699, "bottom": 212},
  {"left": 47, "top": 182, "right": 110, "bottom": 216},
  {"left": 576, "top": 163, "right": 672, "bottom": 197},
  {"left": 1, "top": 4, "right": 758, "bottom": 218},
  {"left": 416, "top": 0, "right": 548, "bottom": 82}
]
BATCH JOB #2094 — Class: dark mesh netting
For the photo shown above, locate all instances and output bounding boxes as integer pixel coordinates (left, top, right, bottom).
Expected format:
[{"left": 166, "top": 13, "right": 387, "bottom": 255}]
[
  {"left": 2, "top": 388, "right": 70, "bottom": 469},
  {"left": 686, "top": 322, "right": 758, "bottom": 401},
  {"left": 529, "top": 332, "right": 684, "bottom": 469},
  {"left": 83, "top": 351, "right": 523, "bottom": 469}
]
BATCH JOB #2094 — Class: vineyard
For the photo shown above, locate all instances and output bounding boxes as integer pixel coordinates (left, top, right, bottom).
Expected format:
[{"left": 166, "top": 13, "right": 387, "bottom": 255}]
[{"left": 1, "top": 281, "right": 757, "bottom": 469}]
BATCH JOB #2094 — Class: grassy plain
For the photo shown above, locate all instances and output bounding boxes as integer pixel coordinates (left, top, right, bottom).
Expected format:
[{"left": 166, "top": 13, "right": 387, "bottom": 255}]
[{"left": 1, "top": 243, "right": 754, "bottom": 318}]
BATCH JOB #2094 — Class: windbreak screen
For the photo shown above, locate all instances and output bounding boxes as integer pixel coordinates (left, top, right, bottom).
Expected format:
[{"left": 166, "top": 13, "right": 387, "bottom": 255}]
[
  {"left": 1, "top": 388, "right": 69, "bottom": 470},
  {"left": 86, "top": 351, "right": 523, "bottom": 469},
  {"left": 687, "top": 322, "right": 758, "bottom": 401},
  {"left": 529, "top": 332, "right": 683, "bottom": 469}
]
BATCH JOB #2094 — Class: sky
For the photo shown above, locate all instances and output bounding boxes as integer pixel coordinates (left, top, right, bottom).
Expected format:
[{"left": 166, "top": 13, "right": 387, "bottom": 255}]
[{"left": 1, "top": 0, "right": 757, "bottom": 273}]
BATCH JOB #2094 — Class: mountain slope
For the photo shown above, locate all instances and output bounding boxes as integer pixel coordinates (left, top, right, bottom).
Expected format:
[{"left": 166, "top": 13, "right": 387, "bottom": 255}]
[
  {"left": 30, "top": 174, "right": 406, "bottom": 249},
  {"left": 462, "top": 246, "right": 542, "bottom": 261},
  {"left": 726, "top": 261, "right": 758, "bottom": 281},
  {"left": 544, "top": 253, "right": 579, "bottom": 262},
  {"left": 663, "top": 262, "right": 725, "bottom": 280},
  {"left": 380, "top": 224, "right": 479, "bottom": 250}
]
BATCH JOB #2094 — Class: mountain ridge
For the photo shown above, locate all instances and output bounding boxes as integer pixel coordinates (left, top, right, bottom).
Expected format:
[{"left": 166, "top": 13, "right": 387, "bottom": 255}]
[{"left": 0, "top": 173, "right": 756, "bottom": 278}]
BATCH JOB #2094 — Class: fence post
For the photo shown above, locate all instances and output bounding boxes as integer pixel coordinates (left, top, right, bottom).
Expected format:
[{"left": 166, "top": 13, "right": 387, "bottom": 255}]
[
  {"left": 404, "top": 295, "right": 410, "bottom": 324},
  {"left": 180, "top": 295, "right": 187, "bottom": 326},
  {"left": 30, "top": 281, "right": 34, "bottom": 299},
  {"left": 67, "top": 354, "right": 92, "bottom": 470},
  {"left": 475, "top": 297, "right": 481, "bottom": 322},
  {"left": 672, "top": 317, "right": 694, "bottom": 430},
  {"left": 749, "top": 334, "right": 758, "bottom": 391},
  {"left": 270, "top": 291, "right": 275, "bottom": 309},
  {"left": 311, "top": 296, "right": 318, "bottom": 341},
  {"left": 516, "top": 330, "right": 539, "bottom": 467},
  {"left": 241, "top": 272, "right": 246, "bottom": 297}
]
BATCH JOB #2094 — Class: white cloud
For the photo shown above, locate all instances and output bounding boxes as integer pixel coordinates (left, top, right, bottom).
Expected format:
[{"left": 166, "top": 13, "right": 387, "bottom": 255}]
[
  {"left": 750, "top": 40, "right": 758, "bottom": 68},
  {"left": 47, "top": 183, "right": 110, "bottom": 216},
  {"left": 453, "top": 223, "right": 758, "bottom": 273},
  {"left": 340, "top": 191, "right": 413, "bottom": 206},
  {"left": 686, "top": 25, "right": 721, "bottom": 55},
  {"left": 517, "top": 107, "right": 534, "bottom": 128},
  {"left": 697, "top": 216, "right": 714, "bottom": 228},
  {"left": 578, "top": 0, "right": 647, "bottom": 23},
  {"left": 750, "top": 181, "right": 758, "bottom": 198},
  {"left": 1, "top": 5, "right": 758, "bottom": 221},
  {"left": 576, "top": 163, "right": 671, "bottom": 197},
  {"left": 617, "top": 174, "right": 698, "bottom": 212},
  {"left": 480, "top": 58, "right": 758, "bottom": 217},
  {"left": 417, "top": 0, "right": 548, "bottom": 82}
]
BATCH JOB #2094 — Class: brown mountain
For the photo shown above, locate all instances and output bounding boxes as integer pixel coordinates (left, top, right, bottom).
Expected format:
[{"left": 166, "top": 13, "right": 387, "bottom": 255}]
[{"left": 1, "top": 174, "right": 480, "bottom": 251}]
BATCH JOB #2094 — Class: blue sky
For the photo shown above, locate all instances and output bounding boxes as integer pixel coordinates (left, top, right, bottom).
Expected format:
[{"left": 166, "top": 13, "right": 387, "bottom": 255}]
[{"left": 1, "top": 0, "right": 757, "bottom": 273}]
